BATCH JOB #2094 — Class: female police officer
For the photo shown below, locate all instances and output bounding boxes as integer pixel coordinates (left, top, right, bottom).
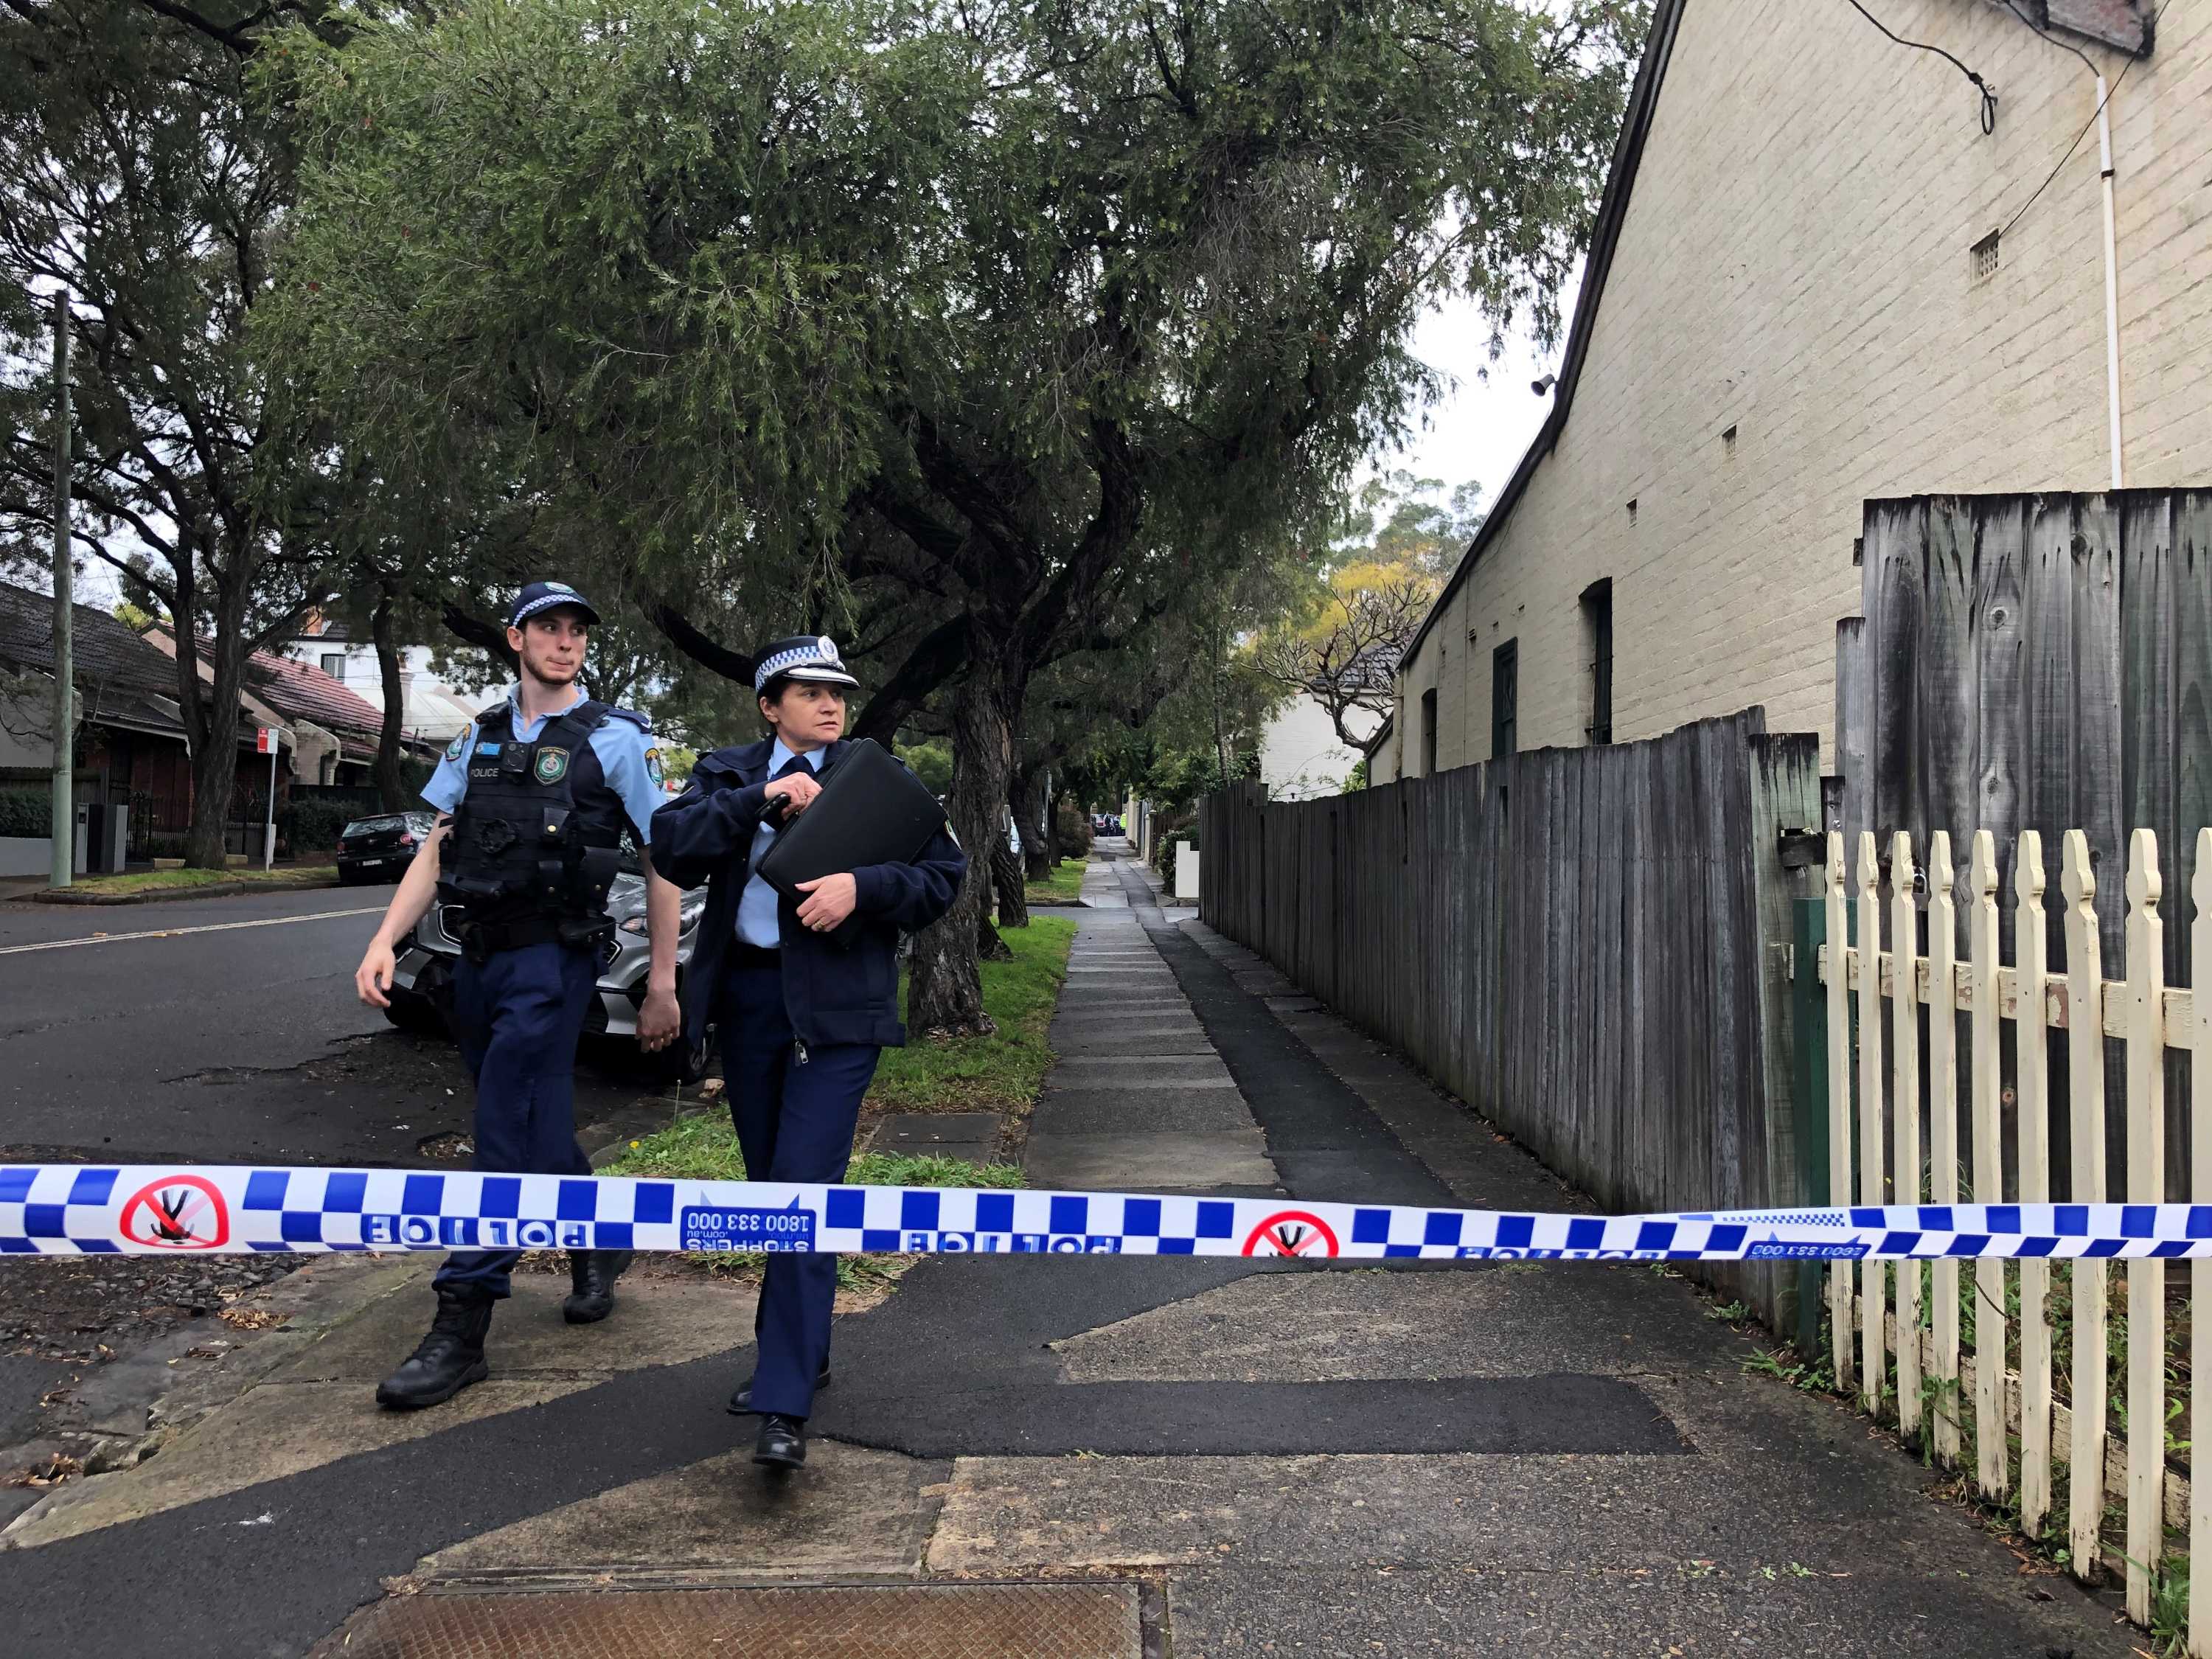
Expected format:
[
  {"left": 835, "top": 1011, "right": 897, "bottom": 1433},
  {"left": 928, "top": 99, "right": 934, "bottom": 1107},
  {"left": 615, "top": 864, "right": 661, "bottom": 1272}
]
[
  {"left": 652, "top": 636, "right": 964, "bottom": 1471},
  {"left": 354, "top": 582, "right": 682, "bottom": 1408}
]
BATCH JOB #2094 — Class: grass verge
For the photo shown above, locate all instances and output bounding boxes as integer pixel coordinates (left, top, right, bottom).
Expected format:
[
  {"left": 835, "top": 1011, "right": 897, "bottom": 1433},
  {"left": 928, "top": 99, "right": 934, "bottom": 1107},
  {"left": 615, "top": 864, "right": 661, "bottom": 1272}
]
[
  {"left": 598, "top": 914, "right": 1069, "bottom": 1297},
  {"left": 605, "top": 1113, "right": 1023, "bottom": 1293},
  {"left": 48, "top": 865, "right": 338, "bottom": 897},
  {"left": 1024, "top": 859, "right": 1088, "bottom": 904},
  {"left": 866, "top": 913, "right": 1075, "bottom": 1115}
]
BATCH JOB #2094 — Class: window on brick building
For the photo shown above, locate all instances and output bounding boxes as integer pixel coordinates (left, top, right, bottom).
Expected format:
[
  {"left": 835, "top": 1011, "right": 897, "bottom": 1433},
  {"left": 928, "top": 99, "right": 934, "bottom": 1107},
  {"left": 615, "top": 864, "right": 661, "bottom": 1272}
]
[
  {"left": 1491, "top": 641, "right": 1518, "bottom": 759},
  {"left": 1420, "top": 687, "right": 1439, "bottom": 776},
  {"left": 1581, "top": 580, "right": 1613, "bottom": 745}
]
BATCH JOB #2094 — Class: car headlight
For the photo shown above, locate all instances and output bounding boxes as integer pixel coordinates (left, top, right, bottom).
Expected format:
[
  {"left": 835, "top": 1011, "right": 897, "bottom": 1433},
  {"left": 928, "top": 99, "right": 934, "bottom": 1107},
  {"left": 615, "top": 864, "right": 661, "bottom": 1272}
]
[{"left": 620, "top": 896, "right": 707, "bottom": 934}]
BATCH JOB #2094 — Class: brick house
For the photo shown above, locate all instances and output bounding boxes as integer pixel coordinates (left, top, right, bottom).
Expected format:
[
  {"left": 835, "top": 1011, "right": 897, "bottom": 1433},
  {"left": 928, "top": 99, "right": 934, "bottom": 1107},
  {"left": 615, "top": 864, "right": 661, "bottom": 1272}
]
[
  {"left": 0, "top": 580, "right": 199, "bottom": 857},
  {"left": 1374, "top": 0, "right": 2204, "bottom": 783}
]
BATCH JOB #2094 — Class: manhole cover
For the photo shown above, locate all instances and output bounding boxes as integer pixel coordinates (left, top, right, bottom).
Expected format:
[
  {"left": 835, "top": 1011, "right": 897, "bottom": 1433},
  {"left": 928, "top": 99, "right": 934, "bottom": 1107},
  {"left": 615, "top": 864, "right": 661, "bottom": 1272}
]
[{"left": 311, "top": 1582, "right": 1144, "bottom": 1658}]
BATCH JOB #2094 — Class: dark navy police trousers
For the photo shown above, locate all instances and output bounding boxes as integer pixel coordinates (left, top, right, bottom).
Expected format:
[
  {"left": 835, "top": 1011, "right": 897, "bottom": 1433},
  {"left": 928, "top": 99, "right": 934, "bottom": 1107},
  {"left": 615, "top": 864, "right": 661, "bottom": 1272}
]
[
  {"left": 434, "top": 940, "right": 599, "bottom": 1299},
  {"left": 717, "top": 961, "right": 880, "bottom": 1420}
]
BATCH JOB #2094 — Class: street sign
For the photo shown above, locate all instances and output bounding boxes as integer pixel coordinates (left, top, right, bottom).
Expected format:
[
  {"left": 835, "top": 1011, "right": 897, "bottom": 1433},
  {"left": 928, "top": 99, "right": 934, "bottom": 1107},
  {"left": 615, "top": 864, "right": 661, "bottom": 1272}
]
[{"left": 255, "top": 726, "right": 278, "bottom": 754}]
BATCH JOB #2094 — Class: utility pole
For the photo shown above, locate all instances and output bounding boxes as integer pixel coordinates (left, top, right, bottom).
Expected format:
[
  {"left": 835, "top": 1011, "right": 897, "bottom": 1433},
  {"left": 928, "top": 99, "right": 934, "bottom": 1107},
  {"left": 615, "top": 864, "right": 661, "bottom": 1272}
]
[{"left": 49, "top": 291, "right": 72, "bottom": 890}]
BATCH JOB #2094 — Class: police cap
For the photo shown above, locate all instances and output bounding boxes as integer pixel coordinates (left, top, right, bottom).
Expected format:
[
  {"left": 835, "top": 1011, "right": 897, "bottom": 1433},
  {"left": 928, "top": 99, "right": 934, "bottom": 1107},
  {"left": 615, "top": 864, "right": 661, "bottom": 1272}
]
[
  {"left": 754, "top": 635, "right": 860, "bottom": 693},
  {"left": 509, "top": 581, "right": 603, "bottom": 628}
]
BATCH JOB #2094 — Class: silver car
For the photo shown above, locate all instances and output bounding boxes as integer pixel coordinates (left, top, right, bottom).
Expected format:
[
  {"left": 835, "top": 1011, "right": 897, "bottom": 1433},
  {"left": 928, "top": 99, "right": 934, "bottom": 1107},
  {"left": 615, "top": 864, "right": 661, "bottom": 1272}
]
[{"left": 384, "top": 856, "right": 708, "bottom": 1047}]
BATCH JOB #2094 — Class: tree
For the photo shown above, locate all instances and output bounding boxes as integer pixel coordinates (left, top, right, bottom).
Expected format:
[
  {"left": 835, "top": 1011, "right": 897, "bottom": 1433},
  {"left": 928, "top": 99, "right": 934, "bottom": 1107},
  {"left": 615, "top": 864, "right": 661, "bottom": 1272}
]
[
  {"left": 1253, "top": 474, "right": 1479, "bottom": 749},
  {"left": 267, "top": 0, "right": 1645, "bottom": 1029},
  {"left": 0, "top": 0, "right": 363, "bottom": 866}
]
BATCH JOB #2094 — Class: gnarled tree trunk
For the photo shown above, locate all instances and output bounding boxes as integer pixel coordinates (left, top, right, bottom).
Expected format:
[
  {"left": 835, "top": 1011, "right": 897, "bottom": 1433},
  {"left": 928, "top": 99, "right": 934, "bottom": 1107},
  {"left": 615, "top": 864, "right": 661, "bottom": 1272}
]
[
  {"left": 1016, "top": 761, "right": 1052, "bottom": 881},
  {"left": 371, "top": 588, "right": 410, "bottom": 811},
  {"left": 908, "top": 647, "right": 1020, "bottom": 1036},
  {"left": 181, "top": 589, "right": 250, "bottom": 871},
  {"left": 992, "top": 835, "right": 1029, "bottom": 929}
]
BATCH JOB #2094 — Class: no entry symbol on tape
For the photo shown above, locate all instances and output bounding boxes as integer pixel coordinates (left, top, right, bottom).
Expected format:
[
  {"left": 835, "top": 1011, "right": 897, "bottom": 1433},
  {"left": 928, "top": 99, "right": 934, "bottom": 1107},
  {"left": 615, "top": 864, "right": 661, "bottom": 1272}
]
[
  {"left": 1242, "top": 1209, "right": 1340, "bottom": 1258},
  {"left": 119, "top": 1175, "right": 231, "bottom": 1251}
]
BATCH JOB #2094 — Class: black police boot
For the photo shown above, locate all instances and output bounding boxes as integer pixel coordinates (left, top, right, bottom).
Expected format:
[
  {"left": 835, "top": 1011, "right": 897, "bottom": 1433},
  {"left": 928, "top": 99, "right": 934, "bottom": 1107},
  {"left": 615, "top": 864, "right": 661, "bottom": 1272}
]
[
  {"left": 562, "top": 1249, "right": 634, "bottom": 1324},
  {"left": 727, "top": 1363, "right": 832, "bottom": 1416},
  {"left": 375, "top": 1286, "right": 493, "bottom": 1410},
  {"left": 754, "top": 1413, "right": 807, "bottom": 1470}
]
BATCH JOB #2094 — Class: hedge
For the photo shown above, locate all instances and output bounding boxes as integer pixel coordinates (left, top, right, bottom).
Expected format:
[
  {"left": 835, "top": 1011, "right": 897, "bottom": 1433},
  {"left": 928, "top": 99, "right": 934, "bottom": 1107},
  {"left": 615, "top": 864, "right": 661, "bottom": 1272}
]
[
  {"left": 0, "top": 788, "right": 49, "bottom": 838},
  {"left": 282, "top": 798, "right": 363, "bottom": 852}
]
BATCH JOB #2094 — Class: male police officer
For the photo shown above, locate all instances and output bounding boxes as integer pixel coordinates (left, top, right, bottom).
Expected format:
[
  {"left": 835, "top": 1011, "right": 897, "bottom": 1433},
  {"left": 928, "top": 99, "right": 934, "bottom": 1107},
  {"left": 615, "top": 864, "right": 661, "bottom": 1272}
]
[
  {"left": 653, "top": 636, "right": 964, "bottom": 1471},
  {"left": 354, "top": 582, "right": 682, "bottom": 1409}
]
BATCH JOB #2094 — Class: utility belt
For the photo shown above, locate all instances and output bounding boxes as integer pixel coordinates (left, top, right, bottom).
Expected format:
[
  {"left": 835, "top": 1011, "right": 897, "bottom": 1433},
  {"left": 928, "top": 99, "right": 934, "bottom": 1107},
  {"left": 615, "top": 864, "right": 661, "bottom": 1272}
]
[{"left": 450, "top": 911, "right": 613, "bottom": 965}]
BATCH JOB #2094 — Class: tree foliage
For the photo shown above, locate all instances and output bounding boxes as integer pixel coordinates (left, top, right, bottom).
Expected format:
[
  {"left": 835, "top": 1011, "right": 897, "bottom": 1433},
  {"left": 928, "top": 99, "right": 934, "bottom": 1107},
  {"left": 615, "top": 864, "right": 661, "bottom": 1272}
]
[
  {"left": 266, "top": 0, "right": 1644, "bottom": 1024},
  {"left": 1252, "top": 472, "right": 1480, "bottom": 750},
  {"left": 0, "top": 0, "right": 362, "bottom": 864}
]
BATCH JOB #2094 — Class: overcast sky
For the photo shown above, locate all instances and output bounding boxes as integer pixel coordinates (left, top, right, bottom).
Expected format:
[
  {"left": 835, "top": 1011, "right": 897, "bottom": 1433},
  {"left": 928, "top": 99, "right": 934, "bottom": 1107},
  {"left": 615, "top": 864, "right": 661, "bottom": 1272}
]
[{"left": 1371, "top": 270, "right": 1580, "bottom": 515}]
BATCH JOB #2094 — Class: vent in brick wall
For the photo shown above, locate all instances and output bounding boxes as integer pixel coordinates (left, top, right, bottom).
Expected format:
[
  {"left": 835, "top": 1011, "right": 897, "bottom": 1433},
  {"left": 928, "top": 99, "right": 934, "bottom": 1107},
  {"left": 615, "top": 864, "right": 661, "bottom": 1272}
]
[
  {"left": 1721, "top": 424, "right": 1737, "bottom": 456},
  {"left": 1972, "top": 228, "right": 2001, "bottom": 281}
]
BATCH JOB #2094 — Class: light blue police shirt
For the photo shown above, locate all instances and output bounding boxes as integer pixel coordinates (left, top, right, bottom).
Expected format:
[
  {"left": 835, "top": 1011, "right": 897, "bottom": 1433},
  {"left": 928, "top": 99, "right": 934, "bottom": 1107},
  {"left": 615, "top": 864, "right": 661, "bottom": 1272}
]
[
  {"left": 421, "top": 686, "right": 665, "bottom": 846},
  {"left": 736, "top": 740, "right": 825, "bottom": 947}
]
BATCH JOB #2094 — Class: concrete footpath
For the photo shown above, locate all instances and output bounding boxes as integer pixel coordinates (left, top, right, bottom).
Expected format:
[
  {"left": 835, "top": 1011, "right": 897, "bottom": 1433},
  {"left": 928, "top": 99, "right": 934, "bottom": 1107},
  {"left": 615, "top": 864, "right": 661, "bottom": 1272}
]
[{"left": 0, "top": 851, "right": 2140, "bottom": 1657}]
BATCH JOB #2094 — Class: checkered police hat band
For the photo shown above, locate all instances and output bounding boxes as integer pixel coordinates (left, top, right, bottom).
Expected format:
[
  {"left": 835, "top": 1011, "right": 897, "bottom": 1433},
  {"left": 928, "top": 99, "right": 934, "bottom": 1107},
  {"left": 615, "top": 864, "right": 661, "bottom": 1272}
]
[{"left": 754, "top": 637, "right": 851, "bottom": 691}]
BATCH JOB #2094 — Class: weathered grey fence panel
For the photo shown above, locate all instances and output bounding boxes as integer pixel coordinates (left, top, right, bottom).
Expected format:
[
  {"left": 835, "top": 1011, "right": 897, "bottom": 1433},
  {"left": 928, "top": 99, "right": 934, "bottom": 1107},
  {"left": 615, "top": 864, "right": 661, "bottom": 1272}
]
[
  {"left": 1199, "top": 711, "right": 1823, "bottom": 1323},
  {"left": 1834, "top": 487, "right": 2212, "bottom": 1197}
]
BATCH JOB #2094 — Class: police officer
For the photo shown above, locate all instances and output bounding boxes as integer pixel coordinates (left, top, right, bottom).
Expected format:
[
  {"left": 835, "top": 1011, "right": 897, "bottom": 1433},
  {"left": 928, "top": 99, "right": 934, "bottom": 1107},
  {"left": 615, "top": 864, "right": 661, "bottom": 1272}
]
[
  {"left": 354, "top": 581, "right": 683, "bottom": 1409},
  {"left": 652, "top": 636, "right": 964, "bottom": 1471}
]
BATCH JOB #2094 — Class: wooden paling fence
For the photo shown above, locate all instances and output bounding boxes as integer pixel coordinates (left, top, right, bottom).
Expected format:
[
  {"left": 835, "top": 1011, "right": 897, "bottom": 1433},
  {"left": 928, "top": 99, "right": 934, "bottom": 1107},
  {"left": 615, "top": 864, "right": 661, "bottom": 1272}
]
[
  {"left": 1202, "top": 709, "right": 1823, "bottom": 1327},
  {"left": 1822, "top": 825, "right": 2208, "bottom": 1643}
]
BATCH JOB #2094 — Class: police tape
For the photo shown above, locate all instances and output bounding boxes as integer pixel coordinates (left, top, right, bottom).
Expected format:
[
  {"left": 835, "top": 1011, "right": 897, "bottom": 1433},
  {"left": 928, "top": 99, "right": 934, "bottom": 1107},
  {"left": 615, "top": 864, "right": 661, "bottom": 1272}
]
[{"left": 7, "top": 1164, "right": 2212, "bottom": 1262}]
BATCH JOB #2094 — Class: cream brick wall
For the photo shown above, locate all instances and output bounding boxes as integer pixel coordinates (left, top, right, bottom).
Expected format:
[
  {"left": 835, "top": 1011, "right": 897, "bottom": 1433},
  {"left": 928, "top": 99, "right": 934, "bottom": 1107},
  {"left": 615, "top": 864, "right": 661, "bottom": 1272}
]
[{"left": 1391, "top": 0, "right": 2211, "bottom": 779}]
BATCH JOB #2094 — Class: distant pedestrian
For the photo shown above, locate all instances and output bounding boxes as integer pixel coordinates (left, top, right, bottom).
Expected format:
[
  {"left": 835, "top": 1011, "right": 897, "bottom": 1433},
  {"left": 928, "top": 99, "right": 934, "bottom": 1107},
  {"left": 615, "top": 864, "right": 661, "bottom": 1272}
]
[
  {"left": 652, "top": 636, "right": 964, "bottom": 1471},
  {"left": 353, "top": 582, "right": 681, "bottom": 1409}
]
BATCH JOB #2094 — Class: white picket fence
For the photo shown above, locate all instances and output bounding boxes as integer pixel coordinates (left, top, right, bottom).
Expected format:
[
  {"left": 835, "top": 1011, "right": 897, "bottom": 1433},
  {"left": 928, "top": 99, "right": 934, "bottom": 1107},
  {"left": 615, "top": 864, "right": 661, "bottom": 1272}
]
[{"left": 1820, "top": 827, "right": 2207, "bottom": 1645}]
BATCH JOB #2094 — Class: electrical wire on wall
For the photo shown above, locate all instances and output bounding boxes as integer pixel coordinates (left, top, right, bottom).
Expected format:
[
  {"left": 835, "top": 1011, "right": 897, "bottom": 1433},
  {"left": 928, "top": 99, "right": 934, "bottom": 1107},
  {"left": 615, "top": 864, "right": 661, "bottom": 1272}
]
[
  {"left": 1843, "top": 0, "right": 2000, "bottom": 133},
  {"left": 1997, "top": 0, "right": 2168, "bottom": 238}
]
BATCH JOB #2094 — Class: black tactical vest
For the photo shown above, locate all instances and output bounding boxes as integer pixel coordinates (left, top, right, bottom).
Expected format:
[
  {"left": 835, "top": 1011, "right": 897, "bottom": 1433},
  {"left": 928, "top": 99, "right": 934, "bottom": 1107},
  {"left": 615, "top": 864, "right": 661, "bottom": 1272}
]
[{"left": 437, "top": 698, "right": 643, "bottom": 942}]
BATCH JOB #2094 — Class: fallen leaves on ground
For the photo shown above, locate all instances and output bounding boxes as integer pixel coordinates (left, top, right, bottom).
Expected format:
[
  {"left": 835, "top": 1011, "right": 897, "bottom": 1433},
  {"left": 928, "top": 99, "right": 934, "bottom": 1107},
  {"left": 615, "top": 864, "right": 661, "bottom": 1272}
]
[
  {"left": 5, "top": 1453, "right": 83, "bottom": 1489},
  {"left": 215, "top": 1306, "right": 288, "bottom": 1331}
]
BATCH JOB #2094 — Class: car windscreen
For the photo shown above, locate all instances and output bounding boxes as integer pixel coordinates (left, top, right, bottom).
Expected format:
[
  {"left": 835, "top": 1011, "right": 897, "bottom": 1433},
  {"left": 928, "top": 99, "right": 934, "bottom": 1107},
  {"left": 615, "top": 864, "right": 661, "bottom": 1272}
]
[{"left": 343, "top": 815, "right": 408, "bottom": 838}]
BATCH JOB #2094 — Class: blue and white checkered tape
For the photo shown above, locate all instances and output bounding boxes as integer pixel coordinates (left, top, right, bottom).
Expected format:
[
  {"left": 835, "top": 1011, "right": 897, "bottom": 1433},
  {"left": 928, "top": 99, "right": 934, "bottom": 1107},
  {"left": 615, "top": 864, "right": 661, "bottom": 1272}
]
[{"left": 7, "top": 1164, "right": 2212, "bottom": 1262}]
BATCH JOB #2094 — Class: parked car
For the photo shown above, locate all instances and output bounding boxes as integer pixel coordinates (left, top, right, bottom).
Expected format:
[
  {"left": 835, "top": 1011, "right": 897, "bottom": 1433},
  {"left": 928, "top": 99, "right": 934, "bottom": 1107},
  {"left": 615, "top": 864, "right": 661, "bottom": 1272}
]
[
  {"left": 382, "top": 837, "right": 709, "bottom": 1057},
  {"left": 336, "top": 811, "right": 439, "bottom": 886}
]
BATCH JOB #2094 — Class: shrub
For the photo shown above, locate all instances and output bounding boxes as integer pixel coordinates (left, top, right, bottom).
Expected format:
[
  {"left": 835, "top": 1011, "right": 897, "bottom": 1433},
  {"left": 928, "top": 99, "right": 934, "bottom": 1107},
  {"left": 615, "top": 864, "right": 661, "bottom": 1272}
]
[
  {"left": 1052, "top": 801, "right": 1092, "bottom": 859},
  {"left": 1150, "top": 820, "right": 1196, "bottom": 877},
  {"left": 0, "top": 788, "right": 48, "bottom": 838},
  {"left": 282, "top": 798, "right": 361, "bottom": 852}
]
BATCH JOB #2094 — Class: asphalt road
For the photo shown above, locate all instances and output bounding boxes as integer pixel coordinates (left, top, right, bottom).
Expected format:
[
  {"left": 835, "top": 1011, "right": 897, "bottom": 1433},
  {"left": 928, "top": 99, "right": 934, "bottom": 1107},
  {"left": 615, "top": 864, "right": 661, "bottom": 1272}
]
[
  {"left": 0, "top": 884, "right": 677, "bottom": 1494},
  {"left": 0, "top": 885, "right": 654, "bottom": 1169}
]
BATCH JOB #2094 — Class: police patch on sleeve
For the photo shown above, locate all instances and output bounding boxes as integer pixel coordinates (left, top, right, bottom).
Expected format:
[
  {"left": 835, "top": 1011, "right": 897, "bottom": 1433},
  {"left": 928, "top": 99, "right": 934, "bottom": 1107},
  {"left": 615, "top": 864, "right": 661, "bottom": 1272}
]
[
  {"left": 645, "top": 746, "right": 664, "bottom": 786},
  {"left": 444, "top": 729, "right": 467, "bottom": 761}
]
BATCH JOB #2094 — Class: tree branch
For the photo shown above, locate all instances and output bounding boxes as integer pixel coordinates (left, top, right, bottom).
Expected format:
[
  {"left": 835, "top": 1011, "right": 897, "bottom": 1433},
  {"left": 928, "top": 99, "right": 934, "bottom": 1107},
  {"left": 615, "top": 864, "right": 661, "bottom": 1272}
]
[
  {"left": 644, "top": 600, "right": 755, "bottom": 687},
  {"left": 850, "top": 613, "right": 971, "bottom": 745},
  {"left": 441, "top": 602, "right": 516, "bottom": 672}
]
